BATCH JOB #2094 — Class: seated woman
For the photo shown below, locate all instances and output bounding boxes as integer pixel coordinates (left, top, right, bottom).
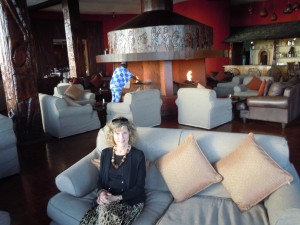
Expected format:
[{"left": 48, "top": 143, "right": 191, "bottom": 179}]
[{"left": 80, "top": 117, "right": 146, "bottom": 225}]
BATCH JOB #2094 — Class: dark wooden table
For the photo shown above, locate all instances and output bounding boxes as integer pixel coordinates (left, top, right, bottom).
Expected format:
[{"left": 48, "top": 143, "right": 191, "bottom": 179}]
[
  {"left": 93, "top": 102, "right": 107, "bottom": 128},
  {"left": 231, "top": 96, "right": 247, "bottom": 119}
]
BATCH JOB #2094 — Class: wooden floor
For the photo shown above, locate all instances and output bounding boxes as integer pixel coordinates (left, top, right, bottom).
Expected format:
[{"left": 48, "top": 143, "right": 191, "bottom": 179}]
[{"left": 1, "top": 115, "right": 300, "bottom": 225}]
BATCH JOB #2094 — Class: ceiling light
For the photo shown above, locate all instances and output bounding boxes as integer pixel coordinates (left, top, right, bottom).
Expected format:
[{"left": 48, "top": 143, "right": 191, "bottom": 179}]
[
  {"left": 283, "top": 2, "right": 293, "bottom": 14},
  {"left": 259, "top": 7, "right": 268, "bottom": 17},
  {"left": 292, "top": 2, "right": 300, "bottom": 10},
  {"left": 271, "top": 12, "right": 277, "bottom": 21}
]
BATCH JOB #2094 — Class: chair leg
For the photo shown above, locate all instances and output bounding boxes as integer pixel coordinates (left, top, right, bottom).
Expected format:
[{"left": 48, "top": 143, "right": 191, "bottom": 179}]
[
  {"left": 282, "top": 123, "right": 286, "bottom": 128},
  {"left": 242, "top": 117, "right": 247, "bottom": 124}
]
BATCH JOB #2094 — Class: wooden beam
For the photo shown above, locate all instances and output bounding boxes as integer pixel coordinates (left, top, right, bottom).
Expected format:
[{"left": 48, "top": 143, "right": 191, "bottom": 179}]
[
  {"left": 28, "top": 0, "right": 61, "bottom": 11},
  {"left": 0, "top": 0, "right": 43, "bottom": 142},
  {"left": 62, "top": 0, "right": 86, "bottom": 78}
]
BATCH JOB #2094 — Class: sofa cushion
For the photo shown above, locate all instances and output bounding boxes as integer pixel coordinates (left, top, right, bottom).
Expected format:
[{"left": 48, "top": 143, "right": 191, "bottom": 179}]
[
  {"left": 156, "top": 195, "right": 269, "bottom": 225},
  {"left": 267, "top": 82, "right": 286, "bottom": 96},
  {"left": 145, "top": 163, "right": 169, "bottom": 191},
  {"left": 215, "top": 132, "right": 293, "bottom": 211},
  {"left": 156, "top": 134, "right": 222, "bottom": 202},
  {"left": 62, "top": 96, "right": 82, "bottom": 106},
  {"left": 64, "top": 84, "right": 83, "bottom": 100},
  {"left": 263, "top": 79, "right": 273, "bottom": 96},
  {"left": 246, "top": 76, "right": 262, "bottom": 90},
  {"left": 257, "top": 80, "right": 266, "bottom": 96}
]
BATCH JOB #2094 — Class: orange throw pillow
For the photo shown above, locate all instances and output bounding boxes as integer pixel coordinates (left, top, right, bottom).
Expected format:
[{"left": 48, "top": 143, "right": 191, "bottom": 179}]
[
  {"left": 215, "top": 72, "right": 227, "bottom": 82},
  {"left": 246, "top": 76, "right": 262, "bottom": 90},
  {"left": 257, "top": 80, "right": 266, "bottom": 96}
]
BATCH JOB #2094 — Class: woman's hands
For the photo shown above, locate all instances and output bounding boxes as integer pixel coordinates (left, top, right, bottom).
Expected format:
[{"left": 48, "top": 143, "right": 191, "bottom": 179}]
[{"left": 97, "top": 190, "right": 122, "bottom": 205}]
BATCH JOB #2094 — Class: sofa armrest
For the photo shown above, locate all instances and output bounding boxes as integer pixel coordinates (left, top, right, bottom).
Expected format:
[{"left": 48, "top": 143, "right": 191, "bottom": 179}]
[
  {"left": 80, "top": 91, "right": 95, "bottom": 100},
  {"left": 58, "top": 104, "right": 93, "bottom": 118},
  {"left": 213, "top": 98, "right": 232, "bottom": 108},
  {"left": 106, "top": 102, "right": 131, "bottom": 114},
  {"left": 265, "top": 164, "right": 300, "bottom": 225},
  {"left": 247, "top": 96, "right": 288, "bottom": 109},
  {"left": 234, "top": 84, "right": 247, "bottom": 93},
  {"left": 55, "top": 148, "right": 100, "bottom": 197}
]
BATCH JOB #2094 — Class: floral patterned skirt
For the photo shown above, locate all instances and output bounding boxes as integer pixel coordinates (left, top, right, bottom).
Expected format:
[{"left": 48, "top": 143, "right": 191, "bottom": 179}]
[{"left": 79, "top": 201, "right": 144, "bottom": 225}]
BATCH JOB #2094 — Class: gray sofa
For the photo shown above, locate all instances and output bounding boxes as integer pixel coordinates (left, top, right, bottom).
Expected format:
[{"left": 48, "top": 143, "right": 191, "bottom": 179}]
[
  {"left": 240, "top": 79, "right": 300, "bottom": 128},
  {"left": 233, "top": 76, "right": 274, "bottom": 97},
  {"left": 0, "top": 114, "right": 20, "bottom": 179},
  {"left": 47, "top": 127, "right": 300, "bottom": 225},
  {"left": 213, "top": 75, "right": 245, "bottom": 97}
]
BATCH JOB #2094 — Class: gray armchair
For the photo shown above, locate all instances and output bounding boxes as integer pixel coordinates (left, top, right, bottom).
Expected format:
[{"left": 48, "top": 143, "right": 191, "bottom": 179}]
[
  {"left": 175, "top": 87, "right": 232, "bottom": 129},
  {"left": 39, "top": 94, "right": 100, "bottom": 138},
  {"left": 106, "top": 89, "right": 162, "bottom": 127},
  {"left": 54, "top": 83, "right": 96, "bottom": 106}
]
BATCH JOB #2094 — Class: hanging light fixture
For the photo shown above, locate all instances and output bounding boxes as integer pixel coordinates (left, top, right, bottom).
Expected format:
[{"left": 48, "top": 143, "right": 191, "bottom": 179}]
[
  {"left": 292, "top": 2, "right": 300, "bottom": 11},
  {"left": 248, "top": 1, "right": 254, "bottom": 15},
  {"left": 260, "top": 7, "right": 268, "bottom": 17},
  {"left": 283, "top": 0, "right": 293, "bottom": 14},
  {"left": 259, "top": 0, "right": 268, "bottom": 17},
  {"left": 271, "top": 0, "right": 277, "bottom": 21}
]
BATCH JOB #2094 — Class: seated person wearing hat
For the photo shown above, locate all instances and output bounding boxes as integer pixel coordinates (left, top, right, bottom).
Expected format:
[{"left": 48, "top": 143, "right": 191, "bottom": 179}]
[{"left": 110, "top": 62, "right": 138, "bottom": 102}]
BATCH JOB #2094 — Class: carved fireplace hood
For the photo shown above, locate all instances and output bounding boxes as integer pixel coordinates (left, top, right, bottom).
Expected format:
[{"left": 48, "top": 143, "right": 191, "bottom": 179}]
[{"left": 96, "top": 0, "right": 226, "bottom": 63}]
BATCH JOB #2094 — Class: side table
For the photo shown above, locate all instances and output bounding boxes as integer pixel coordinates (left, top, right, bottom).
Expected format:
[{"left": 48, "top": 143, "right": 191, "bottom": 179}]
[
  {"left": 231, "top": 96, "right": 247, "bottom": 119},
  {"left": 93, "top": 102, "right": 107, "bottom": 128}
]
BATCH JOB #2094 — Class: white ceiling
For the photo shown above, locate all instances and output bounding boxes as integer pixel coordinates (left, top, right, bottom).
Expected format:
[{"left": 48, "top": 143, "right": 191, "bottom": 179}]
[{"left": 27, "top": 0, "right": 266, "bottom": 15}]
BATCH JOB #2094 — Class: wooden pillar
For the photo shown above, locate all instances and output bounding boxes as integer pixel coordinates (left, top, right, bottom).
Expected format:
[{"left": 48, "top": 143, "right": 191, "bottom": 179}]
[
  {"left": 0, "top": 0, "right": 43, "bottom": 142},
  {"left": 62, "top": 0, "right": 86, "bottom": 78},
  {"left": 160, "top": 61, "right": 173, "bottom": 96}
]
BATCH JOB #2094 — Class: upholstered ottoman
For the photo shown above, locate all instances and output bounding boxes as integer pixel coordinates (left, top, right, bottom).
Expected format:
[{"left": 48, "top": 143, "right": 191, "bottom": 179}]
[
  {"left": 0, "top": 211, "right": 11, "bottom": 225},
  {"left": 0, "top": 114, "right": 20, "bottom": 179}
]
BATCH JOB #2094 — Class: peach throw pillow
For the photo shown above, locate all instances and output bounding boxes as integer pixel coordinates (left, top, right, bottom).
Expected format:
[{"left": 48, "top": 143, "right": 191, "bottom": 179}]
[
  {"left": 215, "top": 132, "right": 293, "bottom": 211},
  {"left": 64, "top": 84, "right": 83, "bottom": 100},
  {"left": 246, "top": 76, "right": 262, "bottom": 90},
  {"left": 157, "top": 134, "right": 222, "bottom": 202}
]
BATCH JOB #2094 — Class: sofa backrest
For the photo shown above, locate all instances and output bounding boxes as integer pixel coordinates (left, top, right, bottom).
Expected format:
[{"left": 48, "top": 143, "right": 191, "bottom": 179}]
[
  {"left": 122, "top": 89, "right": 162, "bottom": 126},
  {"left": 123, "top": 89, "right": 161, "bottom": 104},
  {"left": 177, "top": 87, "right": 217, "bottom": 104},
  {"left": 96, "top": 127, "right": 290, "bottom": 169},
  {"left": 54, "top": 83, "right": 84, "bottom": 96}
]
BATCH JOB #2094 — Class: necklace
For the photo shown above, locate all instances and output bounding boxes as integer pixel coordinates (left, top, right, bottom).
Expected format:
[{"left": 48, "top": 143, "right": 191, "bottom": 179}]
[{"left": 111, "top": 145, "right": 130, "bottom": 169}]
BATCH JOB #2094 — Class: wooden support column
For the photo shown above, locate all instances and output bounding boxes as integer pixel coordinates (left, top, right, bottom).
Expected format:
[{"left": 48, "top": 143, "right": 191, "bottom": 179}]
[
  {"left": 160, "top": 61, "right": 173, "bottom": 96},
  {"left": 62, "top": 0, "right": 85, "bottom": 78},
  {"left": 0, "top": 0, "right": 43, "bottom": 142}
]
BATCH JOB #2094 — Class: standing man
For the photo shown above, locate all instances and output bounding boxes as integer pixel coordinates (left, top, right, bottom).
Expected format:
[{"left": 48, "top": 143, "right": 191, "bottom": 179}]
[{"left": 110, "top": 62, "right": 138, "bottom": 102}]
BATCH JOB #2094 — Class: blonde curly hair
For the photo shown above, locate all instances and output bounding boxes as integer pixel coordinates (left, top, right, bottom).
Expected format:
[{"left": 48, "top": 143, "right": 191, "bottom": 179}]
[{"left": 104, "top": 117, "right": 137, "bottom": 147}]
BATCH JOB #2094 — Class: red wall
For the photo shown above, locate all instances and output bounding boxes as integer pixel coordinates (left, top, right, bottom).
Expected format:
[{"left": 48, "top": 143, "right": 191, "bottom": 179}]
[
  {"left": 173, "top": 0, "right": 231, "bottom": 75},
  {"left": 231, "top": 0, "right": 300, "bottom": 26}
]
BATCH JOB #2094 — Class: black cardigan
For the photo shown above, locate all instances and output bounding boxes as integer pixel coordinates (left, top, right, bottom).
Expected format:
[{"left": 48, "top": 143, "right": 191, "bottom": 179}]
[{"left": 98, "top": 146, "right": 146, "bottom": 206}]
